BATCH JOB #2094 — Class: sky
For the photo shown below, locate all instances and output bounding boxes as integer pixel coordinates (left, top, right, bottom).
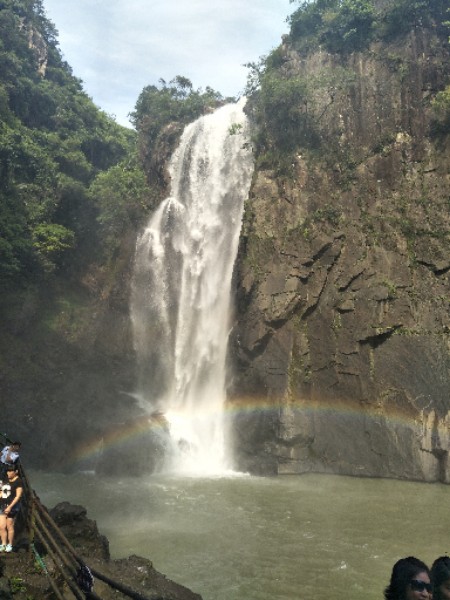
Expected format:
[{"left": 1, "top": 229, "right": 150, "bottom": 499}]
[{"left": 43, "top": 0, "right": 295, "bottom": 128}]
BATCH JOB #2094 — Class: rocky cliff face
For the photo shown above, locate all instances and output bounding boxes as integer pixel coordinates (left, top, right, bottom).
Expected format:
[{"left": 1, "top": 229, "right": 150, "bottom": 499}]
[
  {"left": 0, "top": 232, "right": 139, "bottom": 471},
  {"left": 230, "top": 25, "right": 450, "bottom": 481}
]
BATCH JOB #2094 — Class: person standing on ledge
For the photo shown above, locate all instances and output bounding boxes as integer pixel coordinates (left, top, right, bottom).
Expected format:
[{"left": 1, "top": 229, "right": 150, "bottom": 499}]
[
  {"left": 0, "top": 441, "right": 21, "bottom": 479},
  {"left": 0, "top": 465, "right": 24, "bottom": 552}
]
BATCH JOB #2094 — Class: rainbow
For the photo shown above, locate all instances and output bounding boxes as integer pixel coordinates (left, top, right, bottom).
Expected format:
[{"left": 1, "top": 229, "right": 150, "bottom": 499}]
[
  {"left": 68, "top": 412, "right": 169, "bottom": 468},
  {"left": 67, "top": 394, "right": 441, "bottom": 469}
]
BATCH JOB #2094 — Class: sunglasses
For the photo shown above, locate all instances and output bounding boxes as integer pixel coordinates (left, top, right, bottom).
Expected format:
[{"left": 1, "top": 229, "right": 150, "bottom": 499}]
[{"left": 410, "top": 580, "right": 432, "bottom": 593}]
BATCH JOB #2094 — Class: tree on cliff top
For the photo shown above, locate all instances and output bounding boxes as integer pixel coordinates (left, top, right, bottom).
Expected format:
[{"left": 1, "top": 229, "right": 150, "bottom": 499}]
[
  {"left": 246, "top": 0, "right": 449, "bottom": 171},
  {"left": 289, "top": 0, "right": 375, "bottom": 53},
  {"left": 131, "top": 76, "right": 225, "bottom": 131},
  {"left": 288, "top": 0, "right": 449, "bottom": 53},
  {"left": 130, "top": 76, "right": 225, "bottom": 149}
]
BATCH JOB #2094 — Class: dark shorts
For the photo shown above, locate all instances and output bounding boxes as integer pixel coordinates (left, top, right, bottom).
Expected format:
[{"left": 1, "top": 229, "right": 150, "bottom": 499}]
[{"left": 0, "top": 504, "right": 20, "bottom": 518}]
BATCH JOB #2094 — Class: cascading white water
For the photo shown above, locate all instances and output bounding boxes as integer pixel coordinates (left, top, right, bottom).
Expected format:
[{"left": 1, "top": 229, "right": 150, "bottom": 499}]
[{"left": 130, "top": 98, "right": 253, "bottom": 475}]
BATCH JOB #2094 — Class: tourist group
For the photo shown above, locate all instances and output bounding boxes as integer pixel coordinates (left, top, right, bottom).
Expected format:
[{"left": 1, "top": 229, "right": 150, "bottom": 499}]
[{"left": 385, "top": 556, "right": 450, "bottom": 600}]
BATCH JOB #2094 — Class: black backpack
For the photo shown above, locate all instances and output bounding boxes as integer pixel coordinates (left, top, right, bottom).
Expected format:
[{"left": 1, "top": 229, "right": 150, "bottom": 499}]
[{"left": 76, "top": 564, "right": 94, "bottom": 593}]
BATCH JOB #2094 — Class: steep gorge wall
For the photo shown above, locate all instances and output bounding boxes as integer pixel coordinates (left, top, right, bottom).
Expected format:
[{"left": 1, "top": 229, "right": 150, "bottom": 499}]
[
  {"left": 0, "top": 231, "right": 139, "bottom": 470},
  {"left": 230, "top": 26, "right": 450, "bottom": 481}
]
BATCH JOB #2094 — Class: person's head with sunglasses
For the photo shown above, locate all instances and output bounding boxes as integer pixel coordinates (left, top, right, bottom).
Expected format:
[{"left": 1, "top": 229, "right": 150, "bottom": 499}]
[
  {"left": 384, "top": 556, "right": 431, "bottom": 600},
  {"left": 431, "top": 556, "right": 450, "bottom": 600}
]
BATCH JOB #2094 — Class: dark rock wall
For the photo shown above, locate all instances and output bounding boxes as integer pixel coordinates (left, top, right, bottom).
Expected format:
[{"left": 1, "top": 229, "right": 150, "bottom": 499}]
[
  {"left": 230, "top": 26, "right": 450, "bottom": 481},
  {"left": 0, "top": 229, "right": 139, "bottom": 471}
]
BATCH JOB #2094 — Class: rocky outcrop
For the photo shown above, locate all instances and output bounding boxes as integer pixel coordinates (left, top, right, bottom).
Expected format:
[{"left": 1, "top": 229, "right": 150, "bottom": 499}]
[
  {"left": 25, "top": 25, "right": 48, "bottom": 76},
  {"left": 49, "top": 502, "right": 110, "bottom": 560},
  {"left": 17, "top": 17, "right": 48, "bottom": 76},
  {"left": 230, "top": 25, "right": 450, "bottom": 481},
  {"left": 0, "top": 502, "right": 201, "bottom": 600}
]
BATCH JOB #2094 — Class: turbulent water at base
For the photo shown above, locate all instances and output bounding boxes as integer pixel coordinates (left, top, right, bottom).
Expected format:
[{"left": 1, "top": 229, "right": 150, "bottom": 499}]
[
  {"left": 131, "top": 99, "right": 253, "bottom": 475},
  {"left": 31, "top": 471, "right": 450, "bottom": 600}
]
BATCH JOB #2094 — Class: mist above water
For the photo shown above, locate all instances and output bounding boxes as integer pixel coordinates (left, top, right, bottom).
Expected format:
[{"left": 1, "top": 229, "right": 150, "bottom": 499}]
[
  {"left": 131, "top": 99, "right": 253, "bottom": 475},
  {"left": 30, "top": 470, "right": 450, "bottom": 600}
]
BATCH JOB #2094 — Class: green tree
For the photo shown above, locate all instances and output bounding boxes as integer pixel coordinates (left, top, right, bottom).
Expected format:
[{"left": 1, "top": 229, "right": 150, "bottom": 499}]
[
  {"left": 378, "top": 0, "right": 449, "bottom": 39},
  {"left": 0, "top": 0, "right": 135, "bottom": 284},
  {"left": 431, "top": 85, "right": 450, "bottom": 133},
  {"left": 31, "top": 222, "right": 75, "bottom": 272},
  {"left": 131, "top": 76, "right": 225, "bottom": 147},
  {"left": 288, "top": 0, "right": 447, "bottom": 51},
  {"left": 321, "top": 0, "right": 375, "bottom": 52},
  {"left": 90, "top": 156, "right": 156, "bottom": 258}
]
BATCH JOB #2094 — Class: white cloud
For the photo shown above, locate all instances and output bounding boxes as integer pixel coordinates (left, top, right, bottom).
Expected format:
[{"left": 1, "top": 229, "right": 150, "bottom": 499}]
[{"left": 44, "top": 0, "right": 293, "bottom": 127}]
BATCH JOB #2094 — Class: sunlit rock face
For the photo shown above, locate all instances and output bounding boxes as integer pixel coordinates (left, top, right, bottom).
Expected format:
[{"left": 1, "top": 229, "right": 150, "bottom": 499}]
[{"left": 230, "top": 25, "right": 450, "bottom": 480}]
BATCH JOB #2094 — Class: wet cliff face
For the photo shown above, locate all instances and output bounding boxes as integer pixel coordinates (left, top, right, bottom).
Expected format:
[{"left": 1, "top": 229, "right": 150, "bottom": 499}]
[
  {"left": 0, "top": 230, "right": 138, "bottom": 471},
  {"left": 230, "top": 27, "right": 450, "bottom": 481}
]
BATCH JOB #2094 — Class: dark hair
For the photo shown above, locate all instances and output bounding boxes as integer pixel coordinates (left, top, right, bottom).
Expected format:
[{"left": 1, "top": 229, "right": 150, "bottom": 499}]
[
  {"left": 384, "top": 557, "right": 430, "bottom": 600},
  {"left": 11, "top": 442, "right": 21, "bottom": 447},
  {"left": 431, "top": 556, "right": 450, "bottom": 600}
]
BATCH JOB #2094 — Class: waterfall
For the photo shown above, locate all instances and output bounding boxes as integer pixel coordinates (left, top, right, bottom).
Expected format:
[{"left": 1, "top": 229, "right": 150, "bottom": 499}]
[{"left": 130, "top": 98, "right": 253, "bottom": 475}]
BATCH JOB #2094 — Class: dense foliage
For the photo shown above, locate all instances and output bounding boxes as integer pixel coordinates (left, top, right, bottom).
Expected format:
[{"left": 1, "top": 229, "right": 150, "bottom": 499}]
[
  {"left": 0, "top": 0, "right": 139, "bottom": 283},
  {"left": 246, "top": 0, "right": 449, "bottom": 170},
  {"left": 131, "top": 76, "right": 227, "bottom": 159},
  {"left": 89, "top": 155, "right": 157, "bottom": 258},
  {"left": 288, "top": 0, "right": 449, "bottom": 54},
  {"left": 289, "top": 0, "right": 375, "bottom": 54}
]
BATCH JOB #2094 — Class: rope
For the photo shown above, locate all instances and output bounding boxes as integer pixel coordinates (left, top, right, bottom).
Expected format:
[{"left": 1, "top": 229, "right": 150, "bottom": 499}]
[
  {"left": 30, "top": 542, "right": 66, "bottom": 600},
  {"left": 31, "top": 543, "right": 48, "bottom": 574}
]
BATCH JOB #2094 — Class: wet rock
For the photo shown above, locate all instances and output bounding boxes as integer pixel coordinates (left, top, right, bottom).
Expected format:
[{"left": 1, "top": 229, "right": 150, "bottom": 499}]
[{"left": 49, "top": 502, "right": 110, "bottom": 560}]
